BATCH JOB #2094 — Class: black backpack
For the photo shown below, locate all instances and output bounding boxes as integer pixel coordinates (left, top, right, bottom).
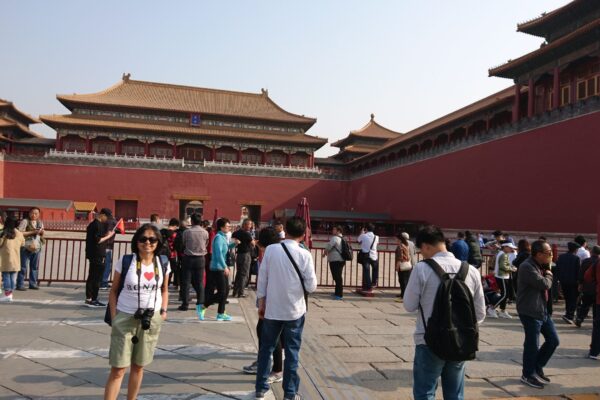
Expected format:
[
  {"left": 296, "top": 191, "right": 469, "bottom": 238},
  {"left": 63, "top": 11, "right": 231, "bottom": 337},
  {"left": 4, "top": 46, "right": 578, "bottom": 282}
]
[
  {"left": 104, "top": 254, "right": 169, "bottom": 326},
  {"left": 336, "top": 237, "right": 353, "bottom": 261},
  {"left": 418, "top": 259, "right": 479, "bottom": 361}
]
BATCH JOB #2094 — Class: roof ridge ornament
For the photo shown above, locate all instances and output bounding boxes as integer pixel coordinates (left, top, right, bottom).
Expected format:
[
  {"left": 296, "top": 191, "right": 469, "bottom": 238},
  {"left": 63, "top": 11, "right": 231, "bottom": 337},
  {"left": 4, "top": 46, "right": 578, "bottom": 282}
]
[
  {"left": 261, "top": 88, "right": 269, "bottom": 96},
  {"left": 370, "top": 113, "right": 375, "bottom": 121},
  {"left": 122, "top": 73, "right": 131, "bottom": 82}
]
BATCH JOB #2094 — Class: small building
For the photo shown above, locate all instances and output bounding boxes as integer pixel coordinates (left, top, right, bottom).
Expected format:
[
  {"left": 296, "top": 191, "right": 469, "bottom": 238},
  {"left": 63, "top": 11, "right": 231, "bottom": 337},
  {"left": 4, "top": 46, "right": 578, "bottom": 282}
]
[
  {"left": 0, "top": 99, "right": 47, "bottom": 155},
  {"left": 0, "top": 198, "right": 75, "bottom": 221}
]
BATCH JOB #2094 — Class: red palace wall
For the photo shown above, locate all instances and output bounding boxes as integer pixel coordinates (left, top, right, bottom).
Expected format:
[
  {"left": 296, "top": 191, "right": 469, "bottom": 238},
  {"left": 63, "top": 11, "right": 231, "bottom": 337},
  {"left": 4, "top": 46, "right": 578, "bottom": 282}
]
[
  {"left": 0, "top": 157, "right": 4, "bottom": 198},
  {"left": 2, "top": 162, "right": 349, "bottom": 223},
  {"left": 350, "top": 111, "right": 600, "bottom": 234}
]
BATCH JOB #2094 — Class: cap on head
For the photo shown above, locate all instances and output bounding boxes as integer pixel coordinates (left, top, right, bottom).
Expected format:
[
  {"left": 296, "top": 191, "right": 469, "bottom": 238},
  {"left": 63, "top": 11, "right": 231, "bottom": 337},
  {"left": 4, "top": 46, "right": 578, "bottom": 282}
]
[{"left": 99, "top": 208, "right": 112, "bottom": 218}]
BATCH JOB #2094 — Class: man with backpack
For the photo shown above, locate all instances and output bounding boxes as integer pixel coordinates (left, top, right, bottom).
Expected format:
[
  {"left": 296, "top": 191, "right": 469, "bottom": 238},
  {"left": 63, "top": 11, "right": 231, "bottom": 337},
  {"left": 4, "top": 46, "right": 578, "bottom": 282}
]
[
  {"left": 357, "top": 223, "right": 379, "bottom": 296},
  {"left": 403, "top": 226, "right": 485, "bottom": 400},
  {"left": 516, "top": 240, "right": 559, "bottom": 388},
  {"left": 324, "top": 225, "right": 351, "bottom": 300}
]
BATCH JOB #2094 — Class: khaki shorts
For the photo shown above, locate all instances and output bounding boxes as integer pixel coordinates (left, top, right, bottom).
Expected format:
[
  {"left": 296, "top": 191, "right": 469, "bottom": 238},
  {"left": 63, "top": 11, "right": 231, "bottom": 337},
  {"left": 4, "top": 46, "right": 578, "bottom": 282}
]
[{"left": 109, "top": 311, "right": 164, "bottom": 368}]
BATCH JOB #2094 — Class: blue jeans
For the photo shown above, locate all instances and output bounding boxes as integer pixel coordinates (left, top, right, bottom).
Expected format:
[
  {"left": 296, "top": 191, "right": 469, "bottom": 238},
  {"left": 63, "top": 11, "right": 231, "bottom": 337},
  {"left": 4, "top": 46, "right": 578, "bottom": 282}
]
[
  {"left": 101, "top": 249, "right": 113, "bottom": 287},
  {"left": 518, "top": 314, "right": 559, "bottom": 377},
  {"left": 17, "top": 248, "right": 40, "bottom": 288},
  {"left": 2, "top": 272, "right": 16, "bottom": 291},
  {"left": 256, "top": 316, "right": 305, "bottom": 398},
  {"left": 413, "top": 344, "right": 465, "bottom": 400},
  {"left": 361, "top": 258, "right": 376, "bottom": 290}
]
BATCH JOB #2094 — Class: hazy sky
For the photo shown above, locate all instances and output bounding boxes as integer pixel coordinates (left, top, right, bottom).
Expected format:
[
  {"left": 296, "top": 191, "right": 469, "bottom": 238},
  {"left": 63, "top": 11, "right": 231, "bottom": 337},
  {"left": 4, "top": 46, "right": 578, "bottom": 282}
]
[{"left": 1, "top": 0, "right": 569, "bottom": 157}]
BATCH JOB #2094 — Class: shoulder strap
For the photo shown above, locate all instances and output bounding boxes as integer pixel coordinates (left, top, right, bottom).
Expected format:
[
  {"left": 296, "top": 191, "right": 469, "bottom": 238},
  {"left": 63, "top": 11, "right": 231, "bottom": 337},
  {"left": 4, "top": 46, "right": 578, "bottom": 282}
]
[
  {"left": 456, "top": 261, "right": 470, "bottom": 281},
  {"left": 117, "top": 254, "right": 135, "bottom": 295},
  {"left": 423, "top": 258, "right": 448, "bottom": 280},
  {"left": 158, "top": 254, "right": 169, "bottom": 289},
  {"left": 369, "top": 235, "right": 377, "bottom": 250},
  {"left": 281, "top": 243, "right": 308, "bottom": 305}
]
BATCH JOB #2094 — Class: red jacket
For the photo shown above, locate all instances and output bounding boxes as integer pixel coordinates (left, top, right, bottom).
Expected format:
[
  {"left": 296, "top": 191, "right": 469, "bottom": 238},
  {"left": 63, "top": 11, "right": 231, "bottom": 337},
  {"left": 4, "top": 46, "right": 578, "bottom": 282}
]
[{"left": 584, "top": 259, "right": 600, "bottom": 304}]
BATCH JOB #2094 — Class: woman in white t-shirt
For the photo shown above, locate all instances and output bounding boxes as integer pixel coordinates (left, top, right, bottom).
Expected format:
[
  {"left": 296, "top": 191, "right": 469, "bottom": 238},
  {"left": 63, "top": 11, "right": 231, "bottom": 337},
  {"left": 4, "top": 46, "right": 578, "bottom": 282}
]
[{"left": 104, "top": 224, "right": 171, "bottom": 400}]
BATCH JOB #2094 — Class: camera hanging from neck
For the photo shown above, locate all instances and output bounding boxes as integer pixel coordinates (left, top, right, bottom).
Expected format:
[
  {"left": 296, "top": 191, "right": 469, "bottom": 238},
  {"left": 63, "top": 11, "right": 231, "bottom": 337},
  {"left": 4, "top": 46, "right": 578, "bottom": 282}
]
[{"left": 132, "top": 256, "right": 160, "bottom": 344}]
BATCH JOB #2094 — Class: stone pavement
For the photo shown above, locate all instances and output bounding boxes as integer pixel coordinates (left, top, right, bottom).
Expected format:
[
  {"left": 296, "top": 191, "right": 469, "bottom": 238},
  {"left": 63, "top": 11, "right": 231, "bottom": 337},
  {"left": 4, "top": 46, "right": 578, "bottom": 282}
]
[{"left": 0, "top": 284, "right": 598, "bottom": 399}]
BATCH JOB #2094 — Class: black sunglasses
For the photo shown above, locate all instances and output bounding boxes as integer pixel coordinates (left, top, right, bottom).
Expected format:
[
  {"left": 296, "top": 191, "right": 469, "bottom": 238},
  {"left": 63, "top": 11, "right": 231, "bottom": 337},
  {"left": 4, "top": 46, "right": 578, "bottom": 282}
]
[{"left": 138, "top": 236, "right": 158, "bottom": 244}]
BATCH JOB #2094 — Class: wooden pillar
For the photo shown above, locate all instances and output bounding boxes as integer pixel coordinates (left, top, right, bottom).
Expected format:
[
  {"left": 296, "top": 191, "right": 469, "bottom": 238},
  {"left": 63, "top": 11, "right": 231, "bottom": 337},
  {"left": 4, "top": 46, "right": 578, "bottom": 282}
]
[
  {"left": 527, "top": 78, "right": 535, "bottom": 118},
  {"left": 570, "top": 74, "right": 577, "bottom": 105},
  {"left": 485, "top": 116, "right": 490, "bottom": 131},
  {"left": 116, "top": 140, "right": 122, "bottom": 155},
  {"left": 85, "top": 137, "right": 92, "bottom": 153},
  {"left": 261, "top": 151, "right": 267, "bottom": 164},
  {"left": 144, "top": 142, "right": 149, "bottom": 157},
  {"left": 56, "top": 136, "right": 63, "bottom": 151},
  {"left": 211, "top": 147, "right": 216, "bottom": 161},
  {"left": 237, "top": 149, "right": 242, "bottom": 163},
  {"left": 512, "top": 84, "right": 521, "bottom": 123},
  {"left": 286, "top": 152, "right": 291, "bottom": 167},
  {"left": 172, "top": 143, "right": 178, "bottom": 158},
  {"left": 553, "top": 67, "right": 560, "bottom": 110},
  {"left": 309, "top": 154, "right": 314, "bottom": 168}
]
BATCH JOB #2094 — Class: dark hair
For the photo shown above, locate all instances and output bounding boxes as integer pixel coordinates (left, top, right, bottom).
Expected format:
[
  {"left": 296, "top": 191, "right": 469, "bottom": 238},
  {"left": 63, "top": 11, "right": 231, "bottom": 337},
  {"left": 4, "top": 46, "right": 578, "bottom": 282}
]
[
  {"left": 286, "top": 217, "right": 306, "bottom": 238},
  {"left": 216, "top": 218, "right": 230, "bottom": 231},
  {"left": 273, "top": 219, "right": 284, "bottom": 226},
  {"left": 168, "top": 218, "right": 180, "bottom": 227},
  {"left": 130, "top": 223, "right": 164, "bottom": 257},
  {"left": 1, "top": 216, "right": 17, "bottom": 240},
  {"left": 567, "top": 242, "right": 580, "bottom": 253},
  {"left": 415, "top": 225, "right": 445, "bottom": 249},
  {"left": 0, "top": 210, "right": 6, "bottom": 224},
  {"left": 517, "top": 239, "right": 530, "bottom": 253},
  {"left": 538, "top": 236, "right": 547, "bottom": 241},
  {"left": 365, "top": 223, "right": 375, "bottom": 232},
  {"left": 333, "top": 225, "right": 344, "bottom": 235},
  {"left": 530, "top": 240, "right": 548, "bottom": 257},
  {"left": 258, "top": 226, "right": 279, "bottom": 248},
  {"left": 592, "top": 246, "right": 600, "bottom": 256},
  {"left": 190, "top": 213, "right": 202, "bottom": 226},
  {"left": 457, "top": 231, "right": 465, "bottom": 239},
  {"left": 492, "top": 230, "right": 503, "bottom": 238},
  {"left": 465, "top": 230, "right": 474, "bottom": 240},
  {"left": 574, "top": 235, "right": 587, "bottom": 246},
  {"left": 29, "top": 207, "right": 40, "bottom": 214}
]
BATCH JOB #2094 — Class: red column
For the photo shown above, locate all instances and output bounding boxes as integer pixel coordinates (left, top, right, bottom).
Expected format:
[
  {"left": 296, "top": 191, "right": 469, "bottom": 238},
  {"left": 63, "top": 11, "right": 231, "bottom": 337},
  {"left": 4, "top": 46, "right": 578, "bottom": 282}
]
[
  {"left": 172, "top": 143, "right": 177, "bottom": 158},
  {"left": 286, "top": 153, "right": 291, "bottom": 167},
  {"left": 116, "top": 140, "right": 122, "bottom": 155},
  {"left": 237, "top": 149, "right": 242, "bottom": 163},
  {"left": 211, "top": 147, "right": 216, "bottom": 161},
  {"left": 485, "top": 116, "right": 490, "bottom": 131},
  {"left": 261, "top": 151, "right": 267, "bottom": 164},
  {"left": 144, "top": 142, "right": 149, "bottom": 157},
  {"left": 56, "top": 136, "right": 63, "bottom": 151},
  {"left": 85, "top": 137, "right": 91, "bottom": 153},
  {"left": 570, "top": 75, "right": 577, "bottom": 105},
  {"left": 553, "top": 67, "right": 560, "bottom": 110},
  {"left": 309, "top": 154, "right": 314, "bottom": 168},
  {"left": 527, "top": 78, "right": 535, "bottom": 118},
  {"left": 512, "top": 84, "right": 521, "bottom": 123}
]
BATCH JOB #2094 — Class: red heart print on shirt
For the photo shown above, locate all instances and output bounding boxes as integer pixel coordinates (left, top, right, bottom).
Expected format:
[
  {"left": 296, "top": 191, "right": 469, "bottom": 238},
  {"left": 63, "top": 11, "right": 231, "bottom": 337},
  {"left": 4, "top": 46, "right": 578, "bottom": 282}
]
[{"left": 143, "top": 272, "right": 155, "bottom": 281}]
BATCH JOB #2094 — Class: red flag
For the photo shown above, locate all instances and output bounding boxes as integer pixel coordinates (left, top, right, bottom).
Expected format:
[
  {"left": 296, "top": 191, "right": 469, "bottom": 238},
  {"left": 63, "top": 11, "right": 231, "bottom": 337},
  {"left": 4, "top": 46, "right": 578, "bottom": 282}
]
[{"left": 114, "top": 218, "right": 125, "bottom": 234}]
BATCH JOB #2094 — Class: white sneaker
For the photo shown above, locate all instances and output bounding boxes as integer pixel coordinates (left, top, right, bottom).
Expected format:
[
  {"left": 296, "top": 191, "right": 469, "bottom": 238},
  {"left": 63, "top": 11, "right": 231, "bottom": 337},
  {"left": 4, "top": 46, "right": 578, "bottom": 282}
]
[
  {"left": 267, "top": 372, "right": 283, "bottom": 384},
  {"left": 255, "top": 389, "right": 275, "bottom": 400},
  {"left": 0, "top": 294, "right": 13, "bottom": 303},
  {"left": 498, "top": 310, "right": 513, "bottom": 319},
  {"left": 486, "top": 307, "right": 498, "bottom": 318}
]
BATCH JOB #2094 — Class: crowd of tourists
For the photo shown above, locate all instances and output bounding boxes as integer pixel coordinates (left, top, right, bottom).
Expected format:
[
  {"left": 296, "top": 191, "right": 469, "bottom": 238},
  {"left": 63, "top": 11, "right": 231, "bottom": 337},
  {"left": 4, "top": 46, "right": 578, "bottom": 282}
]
[{"left": 1, "top": 208, "right": 599, "bottom": 400}]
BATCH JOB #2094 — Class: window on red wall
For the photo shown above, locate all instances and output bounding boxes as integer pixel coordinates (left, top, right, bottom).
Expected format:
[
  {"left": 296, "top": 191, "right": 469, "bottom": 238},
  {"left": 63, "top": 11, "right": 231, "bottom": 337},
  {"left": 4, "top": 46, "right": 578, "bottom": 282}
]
[
  {"left": 180, "top": 147, "right": 205, "bottom": 161},
  {"left": 216, "top": 150, "right": 236, "bottom": 162},
  {"left": 122, "top": 143, "right": 144, "bottom": 155},
  {"left": 92, "top": 141, "right": 116, "bottom": 153},
  {"left": 63, "top": 139, "right": 86, "bottom": 152},
  {"left": 150, "top": 146, "right": 173, "bottom": 158},
  {"left": 242, "top": 152, "right": 262, "bottom": 163},
  {"left": 267, "top": 152, "right": 286, "bottom": 165},
  {"left": 291, "top": 153, "right": 308, "bottom": 167}
]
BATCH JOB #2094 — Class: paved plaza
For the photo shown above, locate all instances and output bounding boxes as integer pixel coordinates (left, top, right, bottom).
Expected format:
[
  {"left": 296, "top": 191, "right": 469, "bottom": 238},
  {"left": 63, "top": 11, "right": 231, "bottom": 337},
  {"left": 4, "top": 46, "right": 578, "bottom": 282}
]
[{"left": 0, "top": 284, "right": 598, "bottom": 400}]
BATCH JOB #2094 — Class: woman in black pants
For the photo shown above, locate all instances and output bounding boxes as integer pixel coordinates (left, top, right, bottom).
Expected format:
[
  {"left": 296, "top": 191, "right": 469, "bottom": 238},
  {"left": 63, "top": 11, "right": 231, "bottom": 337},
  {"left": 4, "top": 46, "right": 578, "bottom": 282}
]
[
  {"left": 324, "top": 226, "right": 346, "bottom": 300},
  {"left": 395, "top": 233, "right": 412, "bottom": 301},
  {"left": 243, "top": 226, "right": 283, "bottom": 382}
]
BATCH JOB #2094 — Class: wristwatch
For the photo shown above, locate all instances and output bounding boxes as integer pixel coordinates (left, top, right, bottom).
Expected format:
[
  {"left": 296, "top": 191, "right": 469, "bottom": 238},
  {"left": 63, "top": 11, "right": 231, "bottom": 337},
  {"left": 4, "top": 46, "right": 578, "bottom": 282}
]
[{"left": 160, "top": 308, "right": 167, "bottom": 315}]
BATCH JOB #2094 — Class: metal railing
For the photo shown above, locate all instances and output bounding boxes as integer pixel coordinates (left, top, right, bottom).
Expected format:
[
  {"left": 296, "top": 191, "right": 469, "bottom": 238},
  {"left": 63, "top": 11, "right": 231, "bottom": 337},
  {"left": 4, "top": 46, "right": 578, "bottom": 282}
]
[{"left": 36, "top": 237, "right": 498, "bottom": 288}]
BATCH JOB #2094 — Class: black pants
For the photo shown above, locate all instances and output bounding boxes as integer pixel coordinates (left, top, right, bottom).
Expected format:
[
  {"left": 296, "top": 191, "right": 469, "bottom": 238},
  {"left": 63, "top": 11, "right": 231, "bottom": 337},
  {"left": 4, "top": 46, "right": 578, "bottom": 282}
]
[
  {"left": 506, "top": 275, "right": 516, "bottom": 301},
  {"left": 204, "top": 269, "right": 228, "bottom": 314},
  {"left": 561, "top": 283, "right": 579, "bottom": 319},
  {"left": 257, "top": 318, "right": 283, "bottom": 373},
  {"left": 397, "top": 270, "right": 411, "bottom": 298},
  {"left": 577, "top": 293, "right": 596, "bottom": 323},
  {"left": 86, "top": 257, "right": 104, "bottom": 301},
  {"left": 180, "top": 255, "right": 205, "bottom": 306},
  {"left": 494, "top": 277, "right": 509, "bottom": 311},
  {"left": 233, "top": 252, "right": 251, "bottom": 296},
  {"left": 169, "top": 257, "right": 179, "bottom": 286},
  {"left": 329, "top": 261, "right": 345, "bottom": 297}
]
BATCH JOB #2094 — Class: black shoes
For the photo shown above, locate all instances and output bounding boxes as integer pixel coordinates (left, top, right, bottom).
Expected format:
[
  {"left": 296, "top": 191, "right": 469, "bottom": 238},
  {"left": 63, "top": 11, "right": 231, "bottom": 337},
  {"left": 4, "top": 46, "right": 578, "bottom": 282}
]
[
  {"left": 520, "top": 375, "right": 544, "bottom": 389},
  {"left": 535, "top": 369, "right": 551, "bottom": 384}
]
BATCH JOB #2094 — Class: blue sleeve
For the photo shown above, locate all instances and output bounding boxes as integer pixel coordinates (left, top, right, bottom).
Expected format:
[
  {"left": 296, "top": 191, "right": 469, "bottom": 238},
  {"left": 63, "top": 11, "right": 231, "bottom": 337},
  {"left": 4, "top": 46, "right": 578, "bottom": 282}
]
[{"left": 212, "top": 236, "right": 227, "bottom": 270}]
